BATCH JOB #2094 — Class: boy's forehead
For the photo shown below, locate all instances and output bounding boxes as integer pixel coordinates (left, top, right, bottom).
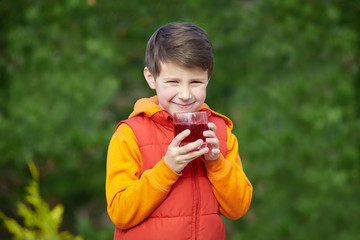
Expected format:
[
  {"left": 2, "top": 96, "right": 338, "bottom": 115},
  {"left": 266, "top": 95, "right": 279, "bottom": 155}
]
[
  {"left": 158, "top": 61, "right": 208, "bottom": 78},
  {"left": 159, "top": 60, "right": 207, "bottom": 72}
]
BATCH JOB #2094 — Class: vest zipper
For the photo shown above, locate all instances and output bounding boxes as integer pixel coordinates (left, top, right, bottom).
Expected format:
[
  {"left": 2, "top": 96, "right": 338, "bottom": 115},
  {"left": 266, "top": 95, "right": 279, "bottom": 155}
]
[{"left": 191, "top": 159, "right": 200, "bottom": 240}]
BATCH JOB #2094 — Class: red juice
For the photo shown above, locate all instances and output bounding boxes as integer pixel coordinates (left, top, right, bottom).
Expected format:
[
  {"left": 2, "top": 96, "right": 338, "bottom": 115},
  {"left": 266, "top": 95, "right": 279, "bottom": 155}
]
[{"left": 174, "top": 123, "right": 207, "bottom": 147}]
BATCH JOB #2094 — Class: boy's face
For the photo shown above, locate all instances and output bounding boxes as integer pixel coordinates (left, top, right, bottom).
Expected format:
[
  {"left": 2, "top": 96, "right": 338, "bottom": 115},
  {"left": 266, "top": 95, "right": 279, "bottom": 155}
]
[{"left": 144, "top": 61, "right": 209, "bottom": 115}]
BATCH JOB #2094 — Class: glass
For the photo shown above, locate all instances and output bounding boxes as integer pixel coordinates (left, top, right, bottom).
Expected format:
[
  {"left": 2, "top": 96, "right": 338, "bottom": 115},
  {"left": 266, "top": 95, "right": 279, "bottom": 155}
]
[{"left": 173, "top": 112, "right": 208, "bottom": 149}]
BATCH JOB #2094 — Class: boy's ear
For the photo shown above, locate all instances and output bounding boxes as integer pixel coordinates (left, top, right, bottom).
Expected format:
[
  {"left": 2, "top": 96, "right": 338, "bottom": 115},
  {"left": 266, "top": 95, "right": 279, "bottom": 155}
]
[{"left": 144, "top": 67, "right": 156, "bottom": 89}]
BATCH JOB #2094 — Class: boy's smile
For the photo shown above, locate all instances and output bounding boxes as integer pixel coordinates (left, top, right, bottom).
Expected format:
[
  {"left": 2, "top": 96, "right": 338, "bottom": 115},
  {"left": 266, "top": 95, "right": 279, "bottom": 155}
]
[{"left": 144, "top": 61, "right": 209, "bottom": 115}]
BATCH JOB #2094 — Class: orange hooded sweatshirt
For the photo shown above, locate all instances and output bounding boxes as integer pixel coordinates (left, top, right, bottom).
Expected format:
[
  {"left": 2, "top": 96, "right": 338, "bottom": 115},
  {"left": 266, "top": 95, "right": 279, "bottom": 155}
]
[{"left": 106, "top": 96, "right": 252, "bottom": 240}]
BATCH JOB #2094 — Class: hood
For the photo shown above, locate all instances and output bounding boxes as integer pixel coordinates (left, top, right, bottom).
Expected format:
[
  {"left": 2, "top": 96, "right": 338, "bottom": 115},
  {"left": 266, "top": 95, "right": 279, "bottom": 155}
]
[{"left": 129, "top": 96, "right": 163, "bottom": 118}]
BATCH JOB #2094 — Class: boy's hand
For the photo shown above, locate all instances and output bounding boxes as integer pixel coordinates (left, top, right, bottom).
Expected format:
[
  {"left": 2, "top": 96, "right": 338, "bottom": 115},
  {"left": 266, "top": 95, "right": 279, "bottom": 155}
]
[
  {"left": 164, "top": 129, "right": 209, "bottom": 173},
  {"left": 203, "top": 122, "right": 220, "bottom": 161}
]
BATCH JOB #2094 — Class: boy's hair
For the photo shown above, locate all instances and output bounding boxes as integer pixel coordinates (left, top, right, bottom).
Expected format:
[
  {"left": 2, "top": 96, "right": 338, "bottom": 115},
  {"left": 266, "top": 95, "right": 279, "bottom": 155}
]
[{"left": 145, "top": 22, "right": 214, "bottom": 79}]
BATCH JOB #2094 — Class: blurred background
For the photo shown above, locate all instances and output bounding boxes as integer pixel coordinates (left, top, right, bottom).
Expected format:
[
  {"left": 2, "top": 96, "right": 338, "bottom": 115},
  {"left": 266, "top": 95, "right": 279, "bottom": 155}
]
[{"left": 1, "top": 0, "right": 359, "bottom": 239}]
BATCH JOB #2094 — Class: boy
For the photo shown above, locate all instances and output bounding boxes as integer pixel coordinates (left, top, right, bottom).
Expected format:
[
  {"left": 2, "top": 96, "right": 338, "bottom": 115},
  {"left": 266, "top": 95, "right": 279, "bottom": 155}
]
[{"left": 106, "top": 22, "right": 252, "bottom": 240}]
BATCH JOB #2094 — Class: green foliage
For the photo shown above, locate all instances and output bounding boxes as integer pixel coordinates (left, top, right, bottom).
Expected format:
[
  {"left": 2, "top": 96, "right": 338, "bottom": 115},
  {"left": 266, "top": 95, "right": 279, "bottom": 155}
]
[
  {"left": 0, "top": 162, "right": 82, "bottom": 240},
  {"left": 0, "top": 0, "right": 359, "bottom": 239}
]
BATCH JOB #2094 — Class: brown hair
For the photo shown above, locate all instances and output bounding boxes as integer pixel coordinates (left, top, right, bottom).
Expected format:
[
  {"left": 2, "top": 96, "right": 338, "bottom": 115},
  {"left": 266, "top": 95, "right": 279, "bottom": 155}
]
[{"left": 145, "top": 22, "right": 214, "bottom": 79}]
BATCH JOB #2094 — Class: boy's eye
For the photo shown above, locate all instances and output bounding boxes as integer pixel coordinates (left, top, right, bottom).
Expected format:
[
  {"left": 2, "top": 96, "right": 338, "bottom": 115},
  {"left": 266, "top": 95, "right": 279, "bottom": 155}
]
[{"left": 191, "top": 80, "right": 204, "bottom": 84}]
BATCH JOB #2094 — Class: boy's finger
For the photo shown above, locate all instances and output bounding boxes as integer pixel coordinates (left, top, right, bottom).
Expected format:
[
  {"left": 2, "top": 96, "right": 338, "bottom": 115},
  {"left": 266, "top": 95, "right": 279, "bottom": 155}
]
[
  {"left": 172, "top": 129, "right": 191, "bottom": 147},
  {"left": 207, "top": 122, "right": 216, "bottom": 131},
  {"left": 203, "top": 130, "right": 216, "bottom": 138},
  {"left": 179, "top": 139, "right": 204, "bottom": 154},
  {"left": 186, "top": 147, "right": 209, "bottom": 159},
  {"left": 206, "top": 139, "right": 217, "bottom": 147}
]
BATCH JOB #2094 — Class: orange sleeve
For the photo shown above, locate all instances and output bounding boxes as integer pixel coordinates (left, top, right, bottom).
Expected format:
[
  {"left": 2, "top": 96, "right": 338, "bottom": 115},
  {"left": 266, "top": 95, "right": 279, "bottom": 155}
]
[
  {"left": 203, "top": 126, "right": 253, "bottom": 219},
  {"left": 106, "top": 123, "right": 181, "bottom": 229}
]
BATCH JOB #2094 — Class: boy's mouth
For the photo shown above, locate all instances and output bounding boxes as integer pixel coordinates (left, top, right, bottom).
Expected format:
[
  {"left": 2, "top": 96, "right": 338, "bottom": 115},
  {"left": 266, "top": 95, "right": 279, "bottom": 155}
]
[{"left": 174, "top": 102, "right": 194, "bottom": 110}]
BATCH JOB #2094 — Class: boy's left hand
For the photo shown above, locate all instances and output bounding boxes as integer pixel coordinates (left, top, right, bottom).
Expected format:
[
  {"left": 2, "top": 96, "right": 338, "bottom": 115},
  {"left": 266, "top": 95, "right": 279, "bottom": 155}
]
[{"left": 203, "top": 122, "right": 220, "bottom": 161}]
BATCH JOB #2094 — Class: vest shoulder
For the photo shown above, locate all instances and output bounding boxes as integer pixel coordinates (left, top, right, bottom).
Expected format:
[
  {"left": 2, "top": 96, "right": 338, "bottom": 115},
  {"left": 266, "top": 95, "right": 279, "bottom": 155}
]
[
  {"left": 115, "top": 115, "right": 147, "bottom": 132},
  {"left": 208, "top": 110, "right": 233, "bottom": 130}
]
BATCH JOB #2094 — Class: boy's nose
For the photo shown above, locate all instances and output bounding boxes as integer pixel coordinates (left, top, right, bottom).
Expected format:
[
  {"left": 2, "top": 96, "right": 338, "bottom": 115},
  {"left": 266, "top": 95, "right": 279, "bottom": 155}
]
[{"left": 178, "top": 85, "right": 191, "bottom": 100}]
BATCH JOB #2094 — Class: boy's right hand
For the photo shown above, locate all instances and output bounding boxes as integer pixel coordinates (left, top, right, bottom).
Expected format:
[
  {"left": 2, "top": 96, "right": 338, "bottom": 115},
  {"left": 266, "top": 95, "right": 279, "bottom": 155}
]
[{"left": 164, "top": 129, "right": 209, "bottom": 173}]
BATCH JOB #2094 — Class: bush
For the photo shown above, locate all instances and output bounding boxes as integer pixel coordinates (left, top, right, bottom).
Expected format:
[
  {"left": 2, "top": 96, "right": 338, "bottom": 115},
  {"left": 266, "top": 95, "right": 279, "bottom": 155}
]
[{"left": 0, "top": 162, "right": 83, "bottom": 240}]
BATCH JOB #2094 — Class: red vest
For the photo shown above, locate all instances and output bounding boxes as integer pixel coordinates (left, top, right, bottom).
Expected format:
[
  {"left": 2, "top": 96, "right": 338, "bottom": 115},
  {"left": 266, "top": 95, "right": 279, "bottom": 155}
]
[{"left": 114, "top": 110, "right": 228, "bottom": 240}]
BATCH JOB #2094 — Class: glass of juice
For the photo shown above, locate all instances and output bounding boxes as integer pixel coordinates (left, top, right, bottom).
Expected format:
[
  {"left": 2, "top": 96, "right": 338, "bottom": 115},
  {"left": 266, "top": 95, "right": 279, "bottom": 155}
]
[{"left": 173, "top": 112, "right": 208, "bottom": 150}]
